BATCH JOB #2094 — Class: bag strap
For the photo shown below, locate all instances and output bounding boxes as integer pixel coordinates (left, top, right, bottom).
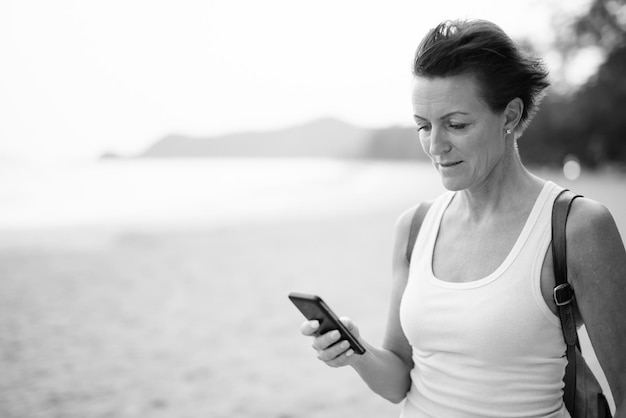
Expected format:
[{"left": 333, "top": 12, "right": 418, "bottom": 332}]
[
  {"left": 406, "top": 201, "right": 433, "bottom": 265},
  {"left": 551, "top": 189, "right": 583, "bottom": 414}
]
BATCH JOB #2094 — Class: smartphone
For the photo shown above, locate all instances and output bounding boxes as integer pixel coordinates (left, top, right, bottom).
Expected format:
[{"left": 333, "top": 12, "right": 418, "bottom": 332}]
[{"left": 288, "top": 292, "right": 366, "bottom": 355}]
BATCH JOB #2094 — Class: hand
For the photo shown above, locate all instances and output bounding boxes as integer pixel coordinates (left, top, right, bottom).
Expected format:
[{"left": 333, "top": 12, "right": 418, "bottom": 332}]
[{"left": 300, "top": 317, "right": 362, "bottom": 368}]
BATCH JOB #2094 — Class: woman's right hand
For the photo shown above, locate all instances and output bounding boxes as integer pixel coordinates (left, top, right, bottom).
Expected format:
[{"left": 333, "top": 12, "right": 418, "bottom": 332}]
[{"left": 300, "top": 318, "right": 361, "bottom": 368}]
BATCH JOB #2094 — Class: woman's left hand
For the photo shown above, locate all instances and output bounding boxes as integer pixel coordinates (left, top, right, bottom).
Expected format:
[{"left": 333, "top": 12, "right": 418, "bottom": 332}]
[{"left": 302, "top": 316, "right": 362, "bottom": 368}]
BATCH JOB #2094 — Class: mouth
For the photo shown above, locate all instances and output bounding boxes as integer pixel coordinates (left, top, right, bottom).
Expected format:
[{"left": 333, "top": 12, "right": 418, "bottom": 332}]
[{"left": 437, "top": 161, "right": 462, "bottom": 168}]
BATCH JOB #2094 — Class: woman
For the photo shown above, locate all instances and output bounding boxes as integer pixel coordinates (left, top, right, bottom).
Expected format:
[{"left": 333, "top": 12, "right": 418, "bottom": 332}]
[{"left": 300, "top": 19, "right": 626, "bottom": 417}]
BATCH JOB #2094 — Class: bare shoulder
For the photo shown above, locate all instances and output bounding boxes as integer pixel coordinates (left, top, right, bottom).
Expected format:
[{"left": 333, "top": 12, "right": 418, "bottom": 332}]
[
  {"left": 395, "top": 204, "right": 420, "bottom": 235},
  {"left": 566, "top": 196, "right": 626, "bottom": 294},
  {"left": 567, "top": 197, "right": 623, "bottom": 252},
  {"left": 391, "top": 203, "right": 424, "bottom": 269},
  {"left": 393, "top": 201, "right": 433, "bottom": 250}
]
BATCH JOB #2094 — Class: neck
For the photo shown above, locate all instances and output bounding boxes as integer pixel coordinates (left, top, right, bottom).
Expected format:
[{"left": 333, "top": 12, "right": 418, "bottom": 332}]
[{"left": 457, "top": 144, "right": 543, "bottom": 223}]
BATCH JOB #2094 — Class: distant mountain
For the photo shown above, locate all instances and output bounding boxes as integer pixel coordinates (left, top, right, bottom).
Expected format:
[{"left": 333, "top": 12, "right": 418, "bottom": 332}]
[{"left": 140, "top": 117, "right": 428, "bottom": 160}]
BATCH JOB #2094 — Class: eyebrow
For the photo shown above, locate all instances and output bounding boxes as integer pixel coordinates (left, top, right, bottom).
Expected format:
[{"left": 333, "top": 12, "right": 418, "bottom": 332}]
[{"left": 413, "top": 111, "right": 470, "bottom": 121}]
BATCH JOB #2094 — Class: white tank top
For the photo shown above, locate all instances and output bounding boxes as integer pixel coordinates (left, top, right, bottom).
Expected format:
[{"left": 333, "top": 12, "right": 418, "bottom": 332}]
[{"left": 400, "top": 181, "right": 570, "bottom": 418}]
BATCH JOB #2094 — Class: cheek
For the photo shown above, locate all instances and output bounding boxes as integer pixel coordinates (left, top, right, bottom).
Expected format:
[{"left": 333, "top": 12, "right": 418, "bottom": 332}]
[
  {"left": 479, "top": 134, "right": 506, "bottom": 168},
  {"left": 418, "top": 135, "right": 430, "bottom": 155},
  {"left": 487, "top": 130, "right": 506, "bottom": 155}
]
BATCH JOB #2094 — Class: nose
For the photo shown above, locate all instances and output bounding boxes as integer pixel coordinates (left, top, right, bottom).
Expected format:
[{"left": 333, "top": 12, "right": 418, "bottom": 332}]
[{"left": 428, "top": 126, "right": 451, "bottom": 156}]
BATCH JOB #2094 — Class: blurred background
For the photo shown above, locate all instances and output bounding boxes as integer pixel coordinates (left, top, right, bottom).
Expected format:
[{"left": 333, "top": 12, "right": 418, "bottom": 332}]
[{"left": 0, "top": 0, "right": 624, "bottom": 417}]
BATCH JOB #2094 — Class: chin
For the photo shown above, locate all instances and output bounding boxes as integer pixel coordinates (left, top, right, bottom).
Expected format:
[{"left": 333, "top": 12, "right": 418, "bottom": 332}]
[{"left": 439, "top": 176, "right": 469, "bottom": 192}]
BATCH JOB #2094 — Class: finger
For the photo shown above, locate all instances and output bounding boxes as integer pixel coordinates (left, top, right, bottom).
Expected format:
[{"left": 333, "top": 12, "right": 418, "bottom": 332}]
[
  {"left": 300, "top": 320, "right": 319, "bottom": 336},
  {"left": 317, "top": 340, "right": 351, "bottom": 362},
  {"left": 311, "top": 329, "right": 341, "bottom": 351},
  {"left": 339, "top": 316, "right": 359, "bottom": 336},
  {"left": 325, "top": 348, "right": 356, "bottom": 368},
  {"left": 339, "top": 316, "right": 353, "bottom": 329}
]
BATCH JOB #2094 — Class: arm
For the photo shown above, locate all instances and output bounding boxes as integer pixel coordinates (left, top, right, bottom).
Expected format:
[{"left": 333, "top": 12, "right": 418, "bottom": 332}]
[
  {"left": 304, "top": 205, "right": 417, "bottom": 403},
  {"left": 351, "top": 205, "right": 417, "bottom": 403},
  {"left": 568, "top": 198, "right": 626, "bottom": 417}
]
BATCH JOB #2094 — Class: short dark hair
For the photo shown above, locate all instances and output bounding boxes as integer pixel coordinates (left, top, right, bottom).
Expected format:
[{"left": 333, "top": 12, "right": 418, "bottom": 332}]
[{"left": 413, "top": 19, "right": 550, "bottom": 133}]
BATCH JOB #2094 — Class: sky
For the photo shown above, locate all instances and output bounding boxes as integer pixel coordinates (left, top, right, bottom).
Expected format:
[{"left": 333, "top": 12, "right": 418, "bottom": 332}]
[{"left": 0, "top": 0, "right": 596, "bottom": 161}]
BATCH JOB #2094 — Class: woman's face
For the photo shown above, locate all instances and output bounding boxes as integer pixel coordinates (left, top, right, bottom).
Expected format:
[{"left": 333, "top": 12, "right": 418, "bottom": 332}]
[{"left": 411, "top": 74, "right": 508, "bottom": 192}]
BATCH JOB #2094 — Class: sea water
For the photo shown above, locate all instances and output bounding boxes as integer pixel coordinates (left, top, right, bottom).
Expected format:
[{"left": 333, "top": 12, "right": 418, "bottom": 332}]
[{"left": 0, "top": 158, "right": 441, "bottom": 229}]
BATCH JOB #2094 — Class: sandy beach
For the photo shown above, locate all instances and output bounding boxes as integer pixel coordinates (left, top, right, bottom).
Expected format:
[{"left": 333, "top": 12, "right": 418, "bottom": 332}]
[
  {"left": 0, "top": 160, "right": 623, "bottom": 417},
  {"left": 0, "top": 214, "right": 408, "bottom": 417}
]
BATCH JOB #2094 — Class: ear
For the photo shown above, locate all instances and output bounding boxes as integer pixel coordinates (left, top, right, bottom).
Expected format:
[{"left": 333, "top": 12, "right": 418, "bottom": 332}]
[{"left": 503, "top": 97, "right": 524, "bottom": 134}]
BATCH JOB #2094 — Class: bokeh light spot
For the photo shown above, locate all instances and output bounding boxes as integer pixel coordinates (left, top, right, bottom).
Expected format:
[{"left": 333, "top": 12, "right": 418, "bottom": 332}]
[{"left": 563, "top": 155, "right": 581, "bottom": 180}]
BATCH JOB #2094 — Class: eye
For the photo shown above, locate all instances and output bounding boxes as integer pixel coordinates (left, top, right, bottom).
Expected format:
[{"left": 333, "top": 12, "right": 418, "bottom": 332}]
[
  {"left": 449, "top": 122, "right": 468, "bottom": 130},
  {"left": 416, "top": 124, "right": 431, "bottom": 132}
]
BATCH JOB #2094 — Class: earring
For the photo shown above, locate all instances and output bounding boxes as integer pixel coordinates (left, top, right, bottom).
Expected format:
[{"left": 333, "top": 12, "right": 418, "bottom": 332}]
[{"left": 505, "top": 129, "right": 512, "bottom": 135}]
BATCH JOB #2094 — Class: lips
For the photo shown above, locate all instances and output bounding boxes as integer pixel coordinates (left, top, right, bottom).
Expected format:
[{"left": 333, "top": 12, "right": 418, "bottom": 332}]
[{"left": 438, "top": 161, "right": 462, "bottom": 168}]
